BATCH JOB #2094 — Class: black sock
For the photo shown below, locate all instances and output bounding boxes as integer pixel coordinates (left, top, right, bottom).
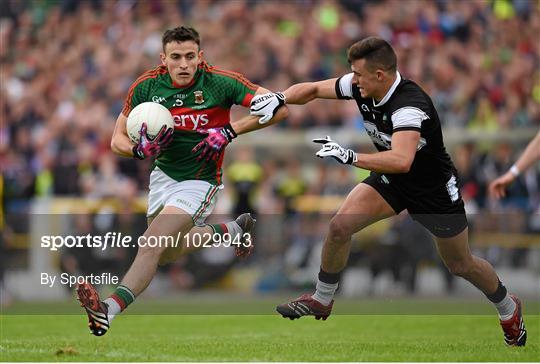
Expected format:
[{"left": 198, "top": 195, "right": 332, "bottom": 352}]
[
  {"left": 485, "top": 279, "right": 507, "bottom": 304},
  {"left": 318, "top": 268, "right": 341, "bottom": 284}
]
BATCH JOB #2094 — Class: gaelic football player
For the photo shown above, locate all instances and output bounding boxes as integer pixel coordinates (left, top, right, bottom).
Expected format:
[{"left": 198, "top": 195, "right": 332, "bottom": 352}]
[
  {"left": 246, "top": 37, "right": 526, "bottom": 347},
  {"left": 76, "top": 26, "right": 288, "bottom": 336}
]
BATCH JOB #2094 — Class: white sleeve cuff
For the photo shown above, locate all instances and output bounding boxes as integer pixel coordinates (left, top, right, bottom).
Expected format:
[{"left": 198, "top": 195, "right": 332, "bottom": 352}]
[
  {"left": 391, "top": 107, "right": 429, "bottom": 129},
  {"left": 337, "top": 73, "right": 354, "bottom": 98}
]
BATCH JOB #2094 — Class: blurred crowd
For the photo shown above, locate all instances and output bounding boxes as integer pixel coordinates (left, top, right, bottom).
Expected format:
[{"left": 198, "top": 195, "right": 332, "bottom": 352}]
[
  {"left": 2, "top": 0, "right": 540, "bottom": 202},
  {"left": 1, "top": 1, "right": 539, "bottom": 296}
]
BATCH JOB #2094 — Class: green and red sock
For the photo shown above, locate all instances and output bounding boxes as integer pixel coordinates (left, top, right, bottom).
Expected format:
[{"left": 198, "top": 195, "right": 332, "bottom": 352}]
[{"left": 104, "top": 284, "right": 136, "bottom": 319}]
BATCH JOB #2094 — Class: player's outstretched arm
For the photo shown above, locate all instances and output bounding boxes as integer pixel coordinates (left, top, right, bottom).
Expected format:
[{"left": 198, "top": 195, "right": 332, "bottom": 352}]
[
  {"left": 282, "top": 78, "right": 339, "bottom": 105},
  {"left": 193, "top": 87, "right": 289, "bottom": 161},
  {"left": 489, "top": 130, "right": 540, "bottom": 199},
  {"left": 248, "top": 79, "right": 338, "bottom": 126},
  {"left": 111, "top": 113, "right": 135, "bottom": 158},
  {"left": 231, "top": 87, "right": 289, "bottom": 135}
]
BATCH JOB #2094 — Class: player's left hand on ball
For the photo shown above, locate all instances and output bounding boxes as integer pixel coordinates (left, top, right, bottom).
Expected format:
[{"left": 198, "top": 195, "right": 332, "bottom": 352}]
[
  {"left": 155, "top": 125, "right": 174, "bottom": 148},
  {"left": 250, "top": 92, "right": 286, "bottom": 124},
  {"left": 313, "top": 136, "right": 358, "bottom": 165},
  {"left": 133, "top": 123, "right": 173, "bottom": 160},
  {"left": 192, "top": 124, "right": 237, "bottom": 162}
]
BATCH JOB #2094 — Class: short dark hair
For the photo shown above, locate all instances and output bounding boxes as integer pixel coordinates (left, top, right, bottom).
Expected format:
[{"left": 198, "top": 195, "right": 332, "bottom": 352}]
[
  {"left": 347, "top": 37, "right": 397, "bottom": 73},
  {"left": 162, "top": 26, "right": 200, "bottom": 51}
]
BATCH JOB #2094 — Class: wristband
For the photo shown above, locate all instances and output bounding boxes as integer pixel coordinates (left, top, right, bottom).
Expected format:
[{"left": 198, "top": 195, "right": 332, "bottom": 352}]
[
  {"left": 132, "top": 145, "right": 145, "bottom": 160},
  {"left": 222, "top": 124, "right": 237, "bottom": 142},
  {"left": 509, "top": 165, "right": 520, "bottom": 177},
  {"left": 350, "top": 151, "right": 358, "bottom": 164}
]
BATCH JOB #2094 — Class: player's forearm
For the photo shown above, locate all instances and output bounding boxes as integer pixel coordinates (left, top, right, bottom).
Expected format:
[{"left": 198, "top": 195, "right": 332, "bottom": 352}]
[
  {"left": 514, "top": 131, "right": 540, "bottom": 173},
  {"left": 353, "top": 150, "right": 413, "bottom": 174},
  {"left": 110, "top": 113, "right": 135, "bottom": 158},
  {"left": 111, "top": 133, "right": 135, "bottom": 158},
  {"left": 283, "top": 83, "right": 319, "bottom": 105},
  {"left": 232, "top": 105, "right": 289, "bottom": 135}
]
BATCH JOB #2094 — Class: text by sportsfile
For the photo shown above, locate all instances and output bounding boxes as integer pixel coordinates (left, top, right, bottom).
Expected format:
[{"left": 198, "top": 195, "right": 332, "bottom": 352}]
[
  {"left": 40, "top": 231, "right": 253, "bottom": 251},
  {"left": 41, "top": 272, "right": 119, "bottom": 288}
]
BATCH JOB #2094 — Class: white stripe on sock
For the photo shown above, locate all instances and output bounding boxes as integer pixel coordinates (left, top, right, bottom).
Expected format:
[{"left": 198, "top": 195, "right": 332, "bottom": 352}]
[
  {"left": 104, "top": 297, "right": 121, "bottom": 321},
  {"left": 312, "top": 279, "right": 338, "bottom": 306},
  {"left": 225, "top": 221, "right": 242, "bottom": 237},
  {"left": 495, "top": 293, "right": 517, "bottom": 321}
]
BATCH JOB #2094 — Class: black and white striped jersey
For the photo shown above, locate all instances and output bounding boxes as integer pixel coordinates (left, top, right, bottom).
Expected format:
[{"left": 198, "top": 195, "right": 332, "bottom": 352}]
[{"left": 335, "top": 72, "right": 458, "bottom": 193}]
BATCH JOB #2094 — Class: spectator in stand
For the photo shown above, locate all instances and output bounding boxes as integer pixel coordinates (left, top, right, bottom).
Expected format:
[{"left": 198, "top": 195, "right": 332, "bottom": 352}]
[
  {"left": 489, "top": 131, "right": 540, "bottom": 200},
  {"left": 1, "top": 0, "right": 538, "bottom": 281},
  {"left": 226, "top": 147, "right": 263, "bottom": 216}
]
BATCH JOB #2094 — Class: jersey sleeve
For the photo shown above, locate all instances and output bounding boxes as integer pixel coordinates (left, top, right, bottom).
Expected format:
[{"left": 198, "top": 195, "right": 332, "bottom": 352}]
[
  {"left": 121, "top": 75, "right": 153, "bottom": 116},
  {"left": 227, "top": 72, "right": 259, "bottom": 107},
  {"left": 392, "top": 107, "right": 429, "bottom": 131},
  {"left": 334, "top": 73, "right": 354, "bottom": 99},
  {"left": 390, "top": 85, "right": 430, "bottom": 131}
]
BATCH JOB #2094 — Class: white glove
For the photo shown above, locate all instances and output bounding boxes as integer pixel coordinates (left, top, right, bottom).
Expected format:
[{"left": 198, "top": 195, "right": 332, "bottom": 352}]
[
  {"left": 250, "top": 92, "right": 286, "bottom": 124},
  {"left": 313, "top": 136, "right": 358, "bottom": 165}
]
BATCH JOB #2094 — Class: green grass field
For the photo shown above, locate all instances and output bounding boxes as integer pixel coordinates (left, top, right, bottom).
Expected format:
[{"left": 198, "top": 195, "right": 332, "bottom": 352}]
[{"left": 1, "top": 298, "right": 539, "bottom": 362}]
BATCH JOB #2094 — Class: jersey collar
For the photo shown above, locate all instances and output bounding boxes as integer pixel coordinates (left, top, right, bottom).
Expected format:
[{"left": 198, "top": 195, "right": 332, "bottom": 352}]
[{"left": 373, "top": 71, "right": 401, "bottom": 107}]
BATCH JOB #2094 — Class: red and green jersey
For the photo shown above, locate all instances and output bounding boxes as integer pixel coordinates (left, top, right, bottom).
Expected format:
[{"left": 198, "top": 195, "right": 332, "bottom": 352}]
[{"left": 122, "top": 61, "right": 259, "bottom": 185}]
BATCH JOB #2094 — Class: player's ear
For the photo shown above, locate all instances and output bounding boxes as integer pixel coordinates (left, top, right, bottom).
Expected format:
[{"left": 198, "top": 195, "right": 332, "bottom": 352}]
[
  {"left": 160, "top": 52, "right": 166, "bottom": 66},
  {"left": 376, "top": 70, "right": 384, "bottom": 81},
  {"left": 198, "top": 50, "right": 204, "bottom": 64}
]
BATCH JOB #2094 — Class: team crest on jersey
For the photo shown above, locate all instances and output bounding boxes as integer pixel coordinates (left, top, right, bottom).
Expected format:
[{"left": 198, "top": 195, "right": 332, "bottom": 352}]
[
  {"left": 194, "top": 90, "right": 204, "bottom": 104},
  {"left": 382, "top": 114, "right": 389, "bottom": 125},
  {"left": 361, "top": 104, "right": 370, "bottom": 112}
]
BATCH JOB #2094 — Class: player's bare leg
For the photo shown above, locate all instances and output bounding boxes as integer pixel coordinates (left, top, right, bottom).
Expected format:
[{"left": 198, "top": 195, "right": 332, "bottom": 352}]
[
  {"left": 77, "top": 206, "right": 193, "bottom": 336},
  {"left": 321, "top": 184, "right": 395, "bottom": 273},
  {"left": 277, "top": 183, "right": 395, "bottom": 320},
  {"left": 77, "top": 208, "right": 256, "bottom": 336},
  {"left": 436, "top": 229, "right": 526, "bottom": 346},
  {"left": 435, "top": 228, "right": 499, "bottom": 293},
  {"left": 120, "top": 207, "right": 193, "bottom": 294}
]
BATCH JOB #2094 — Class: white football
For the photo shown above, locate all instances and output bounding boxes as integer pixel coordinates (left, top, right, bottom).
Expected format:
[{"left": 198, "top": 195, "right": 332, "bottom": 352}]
[{"left": 126, "top": 102, "right": 174, "bottom": 143}]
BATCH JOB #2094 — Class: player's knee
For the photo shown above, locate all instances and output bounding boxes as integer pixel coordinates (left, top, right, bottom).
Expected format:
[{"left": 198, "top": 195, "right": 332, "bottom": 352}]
[
  {"left": 444, "top": 259, "right": 475, "bottom": 277},
  {"left": 137, "top": 243, "right": 167, "bottom": 258},
  {"left": 328, "top": 216, "right": 354, "bottom": 242}
]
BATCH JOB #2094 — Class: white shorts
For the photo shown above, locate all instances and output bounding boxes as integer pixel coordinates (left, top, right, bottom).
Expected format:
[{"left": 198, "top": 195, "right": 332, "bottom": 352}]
[{"left": 147, "top": 167, "right": 221, "bottom": 225}]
